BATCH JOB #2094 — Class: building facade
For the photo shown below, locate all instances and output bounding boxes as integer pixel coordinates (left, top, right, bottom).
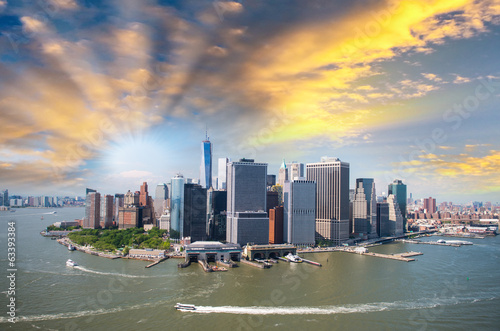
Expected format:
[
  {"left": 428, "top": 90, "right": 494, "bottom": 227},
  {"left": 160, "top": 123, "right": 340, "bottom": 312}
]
[
  {"left": 269, "top": 206, "right": 284, "bottom": 244},
  {"left": 217, "top": 157, "right": 229, "bottom": 190},
  {"left": 352, "top": 178, "right": 377, "bottom": 237},
  {"left": 306, "top": 157, "right": 350, "bottom": 245},
  {"left": 388, "top": 179, "right": 407, "bottom": 231},
  {"left": 170, "top": 174, "right": 185, "bottom": 235},
  {"left": 387, "top": 194, "right": 404, "bottom": 236},
  {"left": 226, "top": 159, "right": 269, "bottom": 245},
  {"left": 183, "top": 183, "right": 207, "bottom": 241},
  {"left": 200, "top": 138, "right": 212, "bottom": 189},
  {"left": 283, "top": 180, "right": 316, "bottom": 246},
  {"left": 102, "top": 194, "right": 114, "bottom": 228},
  {"left": 154, "top": 183, "right": 168, "bottom": 218},
  {"left": 84, "top": 191, "right": 101, "bottom": 229}
]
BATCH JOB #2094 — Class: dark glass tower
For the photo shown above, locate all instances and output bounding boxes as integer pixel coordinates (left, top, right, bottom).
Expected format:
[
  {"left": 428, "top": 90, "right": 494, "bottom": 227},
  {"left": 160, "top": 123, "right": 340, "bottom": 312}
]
[
  {"left": 200, "top": 133, "right": 212, "bottom": 189},
  {"left": 388, "top": 179, "right": 407, "bottom": 231}
]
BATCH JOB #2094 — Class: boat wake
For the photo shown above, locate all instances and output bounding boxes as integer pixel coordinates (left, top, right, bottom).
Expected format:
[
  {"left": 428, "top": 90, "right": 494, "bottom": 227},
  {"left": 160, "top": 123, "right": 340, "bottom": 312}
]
[
  {"left": 73, "top": 266, "right": 159, "bottom": 279},
  {"left": 179, "top": 296, "right": 499, "bottom": 315}
]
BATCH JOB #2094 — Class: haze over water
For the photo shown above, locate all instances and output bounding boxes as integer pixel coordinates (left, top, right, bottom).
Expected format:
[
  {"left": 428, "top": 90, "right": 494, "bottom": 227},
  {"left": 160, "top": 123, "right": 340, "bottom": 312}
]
[{"left": 1, "top": 208, "right": 499, "bottom": 330}]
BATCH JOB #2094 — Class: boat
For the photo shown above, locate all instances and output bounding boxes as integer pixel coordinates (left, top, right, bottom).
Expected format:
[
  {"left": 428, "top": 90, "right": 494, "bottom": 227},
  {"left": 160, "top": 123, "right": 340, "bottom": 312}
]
[
  {"left": 285, "top": 253, "right": 303, "bottom": 263},
  {"left": 66, "top": 259, "right": 78, "bottom": 267},
  {"left": 68, "top": 244, "right": 76, "bottom": 251},
  {"left": 175, "top": 303, "right": 196, "bottom": 310}
]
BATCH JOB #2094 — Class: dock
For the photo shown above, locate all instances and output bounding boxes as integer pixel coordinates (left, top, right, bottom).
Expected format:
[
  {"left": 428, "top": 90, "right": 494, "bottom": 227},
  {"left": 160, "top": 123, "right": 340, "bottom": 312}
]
[
  {"left": 398, "top": 239, "right": 462, "bottom": 247},
  {"left": 217, "top": 260, "right": 238, "bottom": 268},
  {"left": 240, "top": 259, "right": 271, "bottom": 269},
  {"left": 145, "top": 256, "right": 169, "bottom": 268},
  {"left": 198, "top": 259, "right": 213, "bottom": 272},
  {"left": 277, "top": 257, "right": 289, "bottom": 262},
  {"left": 343, "top": 249, "right": 421, "bottom": 262}
]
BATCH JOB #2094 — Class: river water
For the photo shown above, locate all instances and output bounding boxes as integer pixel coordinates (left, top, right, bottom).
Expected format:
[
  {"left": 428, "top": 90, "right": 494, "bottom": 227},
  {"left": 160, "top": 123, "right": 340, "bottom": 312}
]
[{"left": 0, "top": 208, "right": 499, "bottom": 330}]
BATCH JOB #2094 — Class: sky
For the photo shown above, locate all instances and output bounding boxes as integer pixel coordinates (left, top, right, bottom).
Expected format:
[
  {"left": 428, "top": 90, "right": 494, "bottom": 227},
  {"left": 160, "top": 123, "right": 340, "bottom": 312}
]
[{"left": 0, "top": 0, "right": 499, "bottom": 203}]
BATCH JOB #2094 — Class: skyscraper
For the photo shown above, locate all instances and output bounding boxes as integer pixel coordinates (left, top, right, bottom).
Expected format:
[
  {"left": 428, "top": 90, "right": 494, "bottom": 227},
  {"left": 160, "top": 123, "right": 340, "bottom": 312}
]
[
  {"left": 388, "top": 179, "right": 407, "bottom": 231},
  {"left": 183, "top": 183, "right": 207, "bottom": 241},
  {"left": 102, "top": 195, "right": 114, "bottom": 228},
  {"left": 154, "top": 183, "right": 168, "bottom": 217},
  {"left": 200, "top": 134, "right": 212, "bottom": 189},
  {"left": 84, "top": 191, "right": 100, "bottom": 229},
  {"left": 423, "top": 197, "right": 437, "bottom": 213},
  {"left": 283, "top": 180, "right": 316, "bottom": 246},
  {"left": 387, "top": 194, "right": 404, "bottom": 236},
  {"left": 352, "top": 178, "right": 377, "bottom": 237},
  {"left": 278, "top": 159, "right": 287, "bottom": 186},
  {"left": 0, "top": 189, "right": 8, "bottom": 207},
  {"left": 171, "top": 174, "right": 185, "bottom": 235},
  {"left": 217, "top": 157, "right": 229, "bottom": 190},
  {"left": 226, "top": 159, "right": 269, "bottom": 245},
  {"left": 306, "top": 157, "right": 350, "bottom": 245},
  {"left": 286, "top": 162, "right": 305, "bottom": 181}
]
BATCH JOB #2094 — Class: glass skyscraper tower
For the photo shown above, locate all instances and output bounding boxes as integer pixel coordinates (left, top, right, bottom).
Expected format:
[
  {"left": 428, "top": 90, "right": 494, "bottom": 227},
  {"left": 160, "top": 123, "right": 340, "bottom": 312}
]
[{"left": 200, "top": 133, "right": 212, "bottom": 189}]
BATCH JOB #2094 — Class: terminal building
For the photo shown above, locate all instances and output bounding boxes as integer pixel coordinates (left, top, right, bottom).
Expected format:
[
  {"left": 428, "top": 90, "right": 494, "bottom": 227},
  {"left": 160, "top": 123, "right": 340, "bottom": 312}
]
[{"left": 184, "top": 241, "right": 242, "bottom": 263}]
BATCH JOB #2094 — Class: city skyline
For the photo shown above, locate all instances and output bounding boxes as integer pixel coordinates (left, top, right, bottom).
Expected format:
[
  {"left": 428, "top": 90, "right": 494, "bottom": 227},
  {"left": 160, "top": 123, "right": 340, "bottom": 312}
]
[{"left": 1, "top": 1, "right": 500, "bottom": 202}]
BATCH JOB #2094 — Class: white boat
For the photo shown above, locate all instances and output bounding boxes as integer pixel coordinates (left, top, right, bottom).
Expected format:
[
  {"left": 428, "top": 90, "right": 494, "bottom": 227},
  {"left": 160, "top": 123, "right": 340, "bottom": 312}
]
[
  {"left": 175, "top": 303, "right": 196, "bottom": 310},
  {"left": 285, "top": 253, "right": 303, "bottom": 263},
  {"left": 68, "top": 244, "right": 76, "bottom": 251},
  {"left": 66, "top": 259, "right": 78, "bottom": 267}
]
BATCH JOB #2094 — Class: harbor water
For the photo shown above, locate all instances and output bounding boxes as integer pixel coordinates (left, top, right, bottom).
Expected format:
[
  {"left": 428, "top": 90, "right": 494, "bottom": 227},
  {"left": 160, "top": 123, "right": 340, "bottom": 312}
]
[{"left": 1, "top": 208, "right": 499, "bottom": 330}]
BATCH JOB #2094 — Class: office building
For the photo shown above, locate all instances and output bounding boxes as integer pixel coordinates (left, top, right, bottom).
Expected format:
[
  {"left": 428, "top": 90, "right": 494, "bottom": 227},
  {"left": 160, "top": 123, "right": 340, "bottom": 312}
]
[
  {"left": 267, "top": 174, "right": 276, "bottom": 187},
  {"left": 217, "top": 158, "right": 229, "bottom": 190},
  {"left": 0, "top": 189, "right": 8, "bottom": 207},
  {"left": 226, "top": 159, "right": 269, "bottom": 245},
  {"left": 286, "top": 162, "right": 305, "bottom": 181},
  {"left": 388, "top": 179, "right": 407, "bottom": 231},
  {"left": 306, "top": 157, "right": 350, "bottom": 245},
  {"left": 387, "top": 194, "right": 404, "bottom": 236},
  {"left": 183, "top": 183, "right": 207, "bottom": 241},
  {"left": 267, "top": 191, "right": 280, "bottom": 212},
  {"left": 102, "top": 194, "right": 114, "bottom": 228},
  {"left": 154, "top": 183, "right": 168, "bottom": 217},
  {"left": 114, "top": 193, "right": 124, "bottom": 222},
  {"left": 269, "top": 206, "right": 284, "bottom": 244},
  {"left": 424, "top": 197, "right": 437, "bottom": 213},
  {"left": 283, "top": 180, "right": 316, "bottom": 246},
  {"left": 207, "top": 189, "right": 227, "bottom": 241},
  {"left": 84, "top": 191, "right": 101, "bottom": 229},
  {"left": 352, "top": 178, "right": 377, "bottom": 237},
  {"left": 200, "top": 135, "right": 212, "bottom": 189},
  {"left": 278, "top": 159, "right": 288, "bottom": 186},
  {"left": 377, "top": 202, "right": 390, "bottom": 237},
  {"left": 171, "top": 174, "right": 185, "bottom": 234}
]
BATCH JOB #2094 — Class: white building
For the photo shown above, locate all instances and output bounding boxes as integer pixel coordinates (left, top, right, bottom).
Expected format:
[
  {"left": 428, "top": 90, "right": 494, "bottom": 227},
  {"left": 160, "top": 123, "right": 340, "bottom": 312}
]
[{"left": 283, "top": 180, "right": 316, "bottom": 246}]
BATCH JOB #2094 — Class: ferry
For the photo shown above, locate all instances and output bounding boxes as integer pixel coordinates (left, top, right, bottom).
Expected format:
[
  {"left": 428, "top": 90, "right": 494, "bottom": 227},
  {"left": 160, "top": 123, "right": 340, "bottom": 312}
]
[
  {"left": 66, "top": 259, "right": 78, "bottom": 267},
  {"left": 68, "top": 244, "right": 76, "bottom": 251},
  {"left": 285, "top": 253, "right": 303, "bottom": 263},
  {"left": 175, "top": 303, "right": 196, "bottom": 310}
]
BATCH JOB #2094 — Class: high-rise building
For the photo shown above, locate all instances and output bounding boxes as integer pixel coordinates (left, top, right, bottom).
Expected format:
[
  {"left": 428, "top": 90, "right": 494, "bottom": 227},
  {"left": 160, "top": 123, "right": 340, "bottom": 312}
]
[
  {"left": 283, "top": 180, "right": 316, "bottom": 246},
  {"left": 376, "top": 202, "right": 390, "bottom": 237},
  {"left": 171, "top": 174, "right": 185, "bottom": 235},
  {"left": 388, "top": 179, "right": 407, "bottom": 231},
  {"left": 387, "top": 194, "right": 404, "bottom": 236},
  {"left": 267, "top": 174, "right": 276, "bottom": 187},
  {"left": 217, "top": 158, "right": 229, "bottom": 190},
  {"left": 84, "top": 191, "right": 101, "bottom": 229},
  {"left": 286, "top": 162, "right": 305, "bottom": 181},
  {"left": 269, "top": 206, "right": 284, "bottom": 244},
  {"left": 200, "top": 135, "right": 212, "bottom": 189},
  {"left": 278, "top": 159, "right": 288, "bottom": 186},
  {"left": 207, "top": 189, "right": 227, "bottom": 241},
  {"left": 102, "top": 195, "right": 114, "bottom": 228},
  {"left": 0, "top": 189, "right": 8, "bottom": 207},
  {"left": 306, "top": 157, "right": 350, "bottom": 245},
  {"left": 266, "top": 191, "right": 280, "bottom": 212},
  {"left": 114, "top": 193, "right": 124, "bottom": 221},
  {"left": 154, "top": 183, "right": 168, "bottom": 217},
  {"left": 183, "top": 183, "right": 207, "bottom": 241},
  {"left": 423, "top": 197, "right": 437, "bottom": 213},
  {"left": 226, "top": 159, "right": 269, "bottom": 245},
  {"left": 352, "top": 178, "right": 377, "bottom": 237}
]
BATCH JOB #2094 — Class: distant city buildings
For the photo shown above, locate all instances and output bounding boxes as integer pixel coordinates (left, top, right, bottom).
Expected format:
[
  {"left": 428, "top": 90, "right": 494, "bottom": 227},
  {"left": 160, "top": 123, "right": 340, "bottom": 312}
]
[
  {"left": 1, "top": 189, "right": 9, "bottom": 207},
  {"left": 424, "top": 197, "right": 437, "bottom": 213},
  {"left": 306, "top": 157, "right": 350, "bottom": 245},
  {"left": 226, "top": 159, "right": 269, "bottom": 245}
]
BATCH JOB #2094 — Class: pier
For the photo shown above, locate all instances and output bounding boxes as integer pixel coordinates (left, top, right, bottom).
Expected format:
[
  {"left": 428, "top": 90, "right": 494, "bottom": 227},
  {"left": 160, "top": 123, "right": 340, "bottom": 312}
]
[
  {"left": 343, "top": 249, "right": 422, "bottom": 262},
  {"left": 198, "top": 259, "right": 213, "bottom": 272},
  {"left": 397, "top": 239, "right": 465, "bottom": 247},
  {"left": 217, "top": 260, "right": 238, "bottom": 268},
  {"left": 240, "top": 258, "right": 271, "bottom": 269},
  {"left": 145, "top": 256, "right": 169, "bottom": 268}
]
